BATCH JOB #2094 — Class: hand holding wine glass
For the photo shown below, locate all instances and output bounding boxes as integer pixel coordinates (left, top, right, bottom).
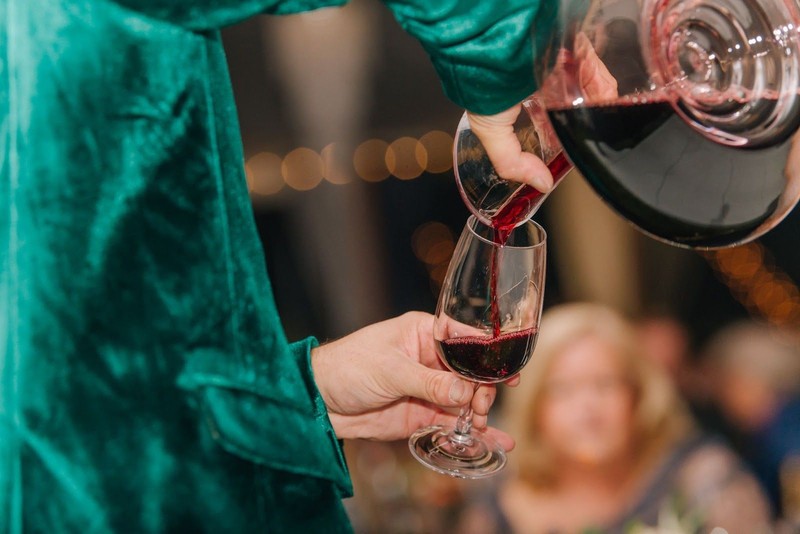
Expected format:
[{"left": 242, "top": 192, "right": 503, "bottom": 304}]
[
  {"left": 310, "top": 312, "right": 517, "bottom": 447},
  {"left": 409, "top": 216, "right": 546, "bottom": 479}
]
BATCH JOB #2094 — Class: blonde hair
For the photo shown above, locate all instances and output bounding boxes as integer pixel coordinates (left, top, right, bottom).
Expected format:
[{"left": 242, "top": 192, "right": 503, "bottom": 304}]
[{"left": 503, "top": 303, "right": 692, "bottom": 488}]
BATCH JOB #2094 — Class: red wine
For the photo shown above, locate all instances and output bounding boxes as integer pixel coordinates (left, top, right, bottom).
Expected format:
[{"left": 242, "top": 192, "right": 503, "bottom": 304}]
[
  {"left": 490, "top": 152, "right": 572, "bottom": 234},
  {"left": 437, "top": 328, "right": 538, "bottom": 382},
  {"left": 548, "top": 98, "right": 792, "bottom": 247},
  {"left": 489, "top": 243, "right": 502, "bottom": 337},
  {"left": 487, "top": 153, "right": 568, "bottom": 336}
]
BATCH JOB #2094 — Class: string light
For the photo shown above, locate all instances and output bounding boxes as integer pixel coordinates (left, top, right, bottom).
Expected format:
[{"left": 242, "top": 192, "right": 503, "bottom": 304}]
[
  {"left": 417, "top": 131, "right": 454, "bottom": 174},
  {"left": 354, "top": 139, "right": 391, "bottom": 182},
  {"left": 246, "top": 152, "right": 285, "bottom": 196},
  {"left": 320, "top": 143, "right": 353, "bottom": 185},
  {"left": 282, "top": 147, "right": 324, "bottom": 191},
  {"left": 386, "top": 137, "right": 426, "bottom": 180},
  {"left": 245, "top": 129, "right": 455, "bottom": 196}
]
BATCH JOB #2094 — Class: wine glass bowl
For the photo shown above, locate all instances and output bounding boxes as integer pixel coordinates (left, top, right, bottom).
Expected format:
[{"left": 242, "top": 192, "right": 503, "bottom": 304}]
[
  {"left": 409, "top": 216, "right": 546, "bottom": 479},
  {"left": 433, "top": 219, "right": 545, "bottom": 382}
]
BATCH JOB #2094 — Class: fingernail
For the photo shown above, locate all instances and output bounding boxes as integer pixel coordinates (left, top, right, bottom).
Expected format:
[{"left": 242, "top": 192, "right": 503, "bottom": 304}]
[
  {"left": 535, "top": 177, "right": 552, "bottom": 193},
  {"left": 449, "top": 379, "right": 470, "bottom": 404}
]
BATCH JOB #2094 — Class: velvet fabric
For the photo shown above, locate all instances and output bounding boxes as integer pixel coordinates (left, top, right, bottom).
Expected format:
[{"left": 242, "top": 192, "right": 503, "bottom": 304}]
[{"left": 0, "top": 0, "right": 541, "bottom": 532}]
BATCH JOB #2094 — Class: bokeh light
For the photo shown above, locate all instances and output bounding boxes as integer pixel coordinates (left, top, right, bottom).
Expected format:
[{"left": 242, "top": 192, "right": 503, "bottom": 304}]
[
  {"left": 246, "top": 152, "right": 285, "bottom": 196},
  {"left": 429, "top": 262, "right": 449, "bottom": 291},
  {"left": 412, "top": 222, "right": 454, "bottom": 263},
  {"left": 282, "top": 147, "right": 324, "bottom": 191},
  {"left": 321, "top": 143, "right": 353, "bottom": 185},
  {"left": 706, "top": 242, "right": 800, "bottom": 335},
  {"left": 354, "top": 139, "right": 390, "bottom": 182},
  {"left": 424, "top": 240, "right": 455, "bottom": 265},
  {"left": 417, "top": 130, "right": 453, "bottom": 174},
  {"left": 246, "top": 129, "right": 454, "bottom": 200},
  {"left": 386, "top": 137, "right": 426, "bottom": 180},
  {"left": 412, "top": 222, "right": 457, "bottom": 295}
]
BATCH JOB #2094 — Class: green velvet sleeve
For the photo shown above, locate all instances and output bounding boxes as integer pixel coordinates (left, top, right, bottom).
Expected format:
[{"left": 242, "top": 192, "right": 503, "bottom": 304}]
[
  {"left": 178, "top": 337, "right": 353, "bottom": 497},
  {"left": 110, "top": 0, "right": 541, "bottom": 115},
  {"left": 382, "top": 0, "right": 541, "bottom": 115},
  {"left": 108, "top": 0, "right": 347, "bottom": 30}
]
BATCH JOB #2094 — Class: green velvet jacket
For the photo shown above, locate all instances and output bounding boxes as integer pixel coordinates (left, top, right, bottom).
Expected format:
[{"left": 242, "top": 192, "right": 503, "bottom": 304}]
[{"left": 0, "top": 0, "right": 539, "bottom": 532}]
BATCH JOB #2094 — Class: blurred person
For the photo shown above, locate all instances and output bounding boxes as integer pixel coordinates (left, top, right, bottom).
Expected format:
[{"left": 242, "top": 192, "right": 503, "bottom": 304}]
[
  {"left": 638, "top": 316, "right": 691, "bottom": 382},
  {"left": 637, "top": 316, "right": 731, "bottom": 438},
  {"left": 458, "top": 304, "right": 772, "bottom": 534},
  {"left": 1, "top": 0, "right": 569, "bottom": 532},
  {"left": 704, "top": 322, "right": 800, "bottom": 516}
]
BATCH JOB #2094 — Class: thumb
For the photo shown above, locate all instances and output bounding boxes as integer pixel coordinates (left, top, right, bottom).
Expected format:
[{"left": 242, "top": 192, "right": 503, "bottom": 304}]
[
  {"left": 467, "top": 105, "right": 554, "bottom": 192},
  {"left": 393, "top": 360, "right": 474, "bottom": 408}
]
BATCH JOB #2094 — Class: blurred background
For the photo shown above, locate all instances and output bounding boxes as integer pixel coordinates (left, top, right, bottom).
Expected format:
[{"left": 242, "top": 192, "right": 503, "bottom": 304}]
[{"left": 222, "top": 3, "right": 800, "bottom": 532}]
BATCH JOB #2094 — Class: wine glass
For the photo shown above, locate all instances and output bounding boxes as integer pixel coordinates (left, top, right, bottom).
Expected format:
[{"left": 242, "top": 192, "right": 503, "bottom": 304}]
[{"left": 408, "top": 216, "right": 546, "bottom": 479}]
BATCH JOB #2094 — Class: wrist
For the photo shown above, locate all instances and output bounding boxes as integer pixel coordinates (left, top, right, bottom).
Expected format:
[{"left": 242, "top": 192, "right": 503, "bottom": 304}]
[
  {"left": 311, "top": 344, "right": 355, "bottom": 440},
  {"left": 310, "top": 344, "right": 335, "bottom": 413}
]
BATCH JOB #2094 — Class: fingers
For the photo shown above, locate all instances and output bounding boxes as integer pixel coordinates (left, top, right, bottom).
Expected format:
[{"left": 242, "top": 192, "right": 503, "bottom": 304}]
[
  {"left": 429, "top": 412, "right": 515, "bottom": 452},
  {"left": 393, "top": 359, "right": 475, "bottom": 408},
  {"left": 472, "top": 379, "right": 519, "bottom": 429},
  {"left": 404, "top": 312, "right": 446, "bottom": 369},
  {"left": 578, "top": 51, "right": 618, "bottom": 101},
  {"left": 505, "top": 374, "right": 521, "bottom": 387},
  {"left": 575, "top": 32, "right": 619, "bottom": 101},
  {"left": 436, "top": 314, "right": 489, "bottom": 342},
  {"left": 403, "top": 373, "right": 517, "bottom": 429},
  {"left": 484, "top": 426, "right": 516, "bottom": 452},
  {"left": 471, "top": 384, "right": 496, "bottom": 430},
  {"left": 474, "top": 386, "right": 494, "bottom": 415},
  {"left": 467, "top": 106, "right": 554, "bottom": 192}
]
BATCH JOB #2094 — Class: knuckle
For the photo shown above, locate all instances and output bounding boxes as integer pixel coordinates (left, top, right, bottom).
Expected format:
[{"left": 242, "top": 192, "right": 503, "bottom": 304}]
[
  {"left": 401, "top": 311, "right": 428, "bottom": 323},
  {"left": 425, "top": 372, "right": 445, "bottom": 402},
  {"left": 493, "top": 161, "right": 521, "bottom": 180}
]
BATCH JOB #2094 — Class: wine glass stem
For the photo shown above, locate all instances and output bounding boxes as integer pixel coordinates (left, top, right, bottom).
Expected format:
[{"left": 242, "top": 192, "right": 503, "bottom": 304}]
[{"left": 451, "top": 383, "right": 480, "bottom": 446}]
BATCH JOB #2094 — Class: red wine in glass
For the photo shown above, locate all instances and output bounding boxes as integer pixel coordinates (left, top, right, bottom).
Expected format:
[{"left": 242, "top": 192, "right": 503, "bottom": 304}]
[
  {"left": 487, "top": 152, "right": 569, "bottom": 336},
  {"left": 437, "top": 328, "right": 538, "bottom": 382},
  {"left": 410, "top": 217, "right": 546, "bottom": 479}
]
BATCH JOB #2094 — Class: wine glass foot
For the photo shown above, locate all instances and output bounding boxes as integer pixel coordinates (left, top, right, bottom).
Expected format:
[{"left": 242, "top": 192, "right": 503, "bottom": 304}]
[{"left": 408, "top": 425, "right": 507, "bottom": 479}]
